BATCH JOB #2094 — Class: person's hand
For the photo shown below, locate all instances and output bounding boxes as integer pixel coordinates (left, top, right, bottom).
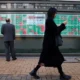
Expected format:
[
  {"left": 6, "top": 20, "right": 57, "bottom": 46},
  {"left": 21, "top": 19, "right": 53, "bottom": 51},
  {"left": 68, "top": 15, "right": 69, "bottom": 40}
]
[
  {"left": 57, "top": 24, "right": 60, "bottom": 26},
  {"left": 63, "top": 21, "right": 67, "bottom": 25}
]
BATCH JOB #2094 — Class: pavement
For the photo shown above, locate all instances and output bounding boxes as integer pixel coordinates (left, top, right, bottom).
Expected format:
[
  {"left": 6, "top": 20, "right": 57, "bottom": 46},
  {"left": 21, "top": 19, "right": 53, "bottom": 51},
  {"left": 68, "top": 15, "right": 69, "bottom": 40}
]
[{"left": 0, "top": 57, "right": 80, "bottom": 80}]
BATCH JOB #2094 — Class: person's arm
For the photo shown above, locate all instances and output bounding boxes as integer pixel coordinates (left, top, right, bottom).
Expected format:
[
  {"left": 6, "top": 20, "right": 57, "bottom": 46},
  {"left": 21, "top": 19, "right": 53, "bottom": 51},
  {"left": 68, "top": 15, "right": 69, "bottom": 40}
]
[
  {"left": 57, "top": 21, "right": 67, "bottom": 34},
  {"left": 13, "top": 25, "right": 15, "bottom": 40},
  {"left": 57, "top": 23, "right": 66, "bottom": 34},
  {"left": 1, "top": 24, "right": 4, "bottom": 35}
]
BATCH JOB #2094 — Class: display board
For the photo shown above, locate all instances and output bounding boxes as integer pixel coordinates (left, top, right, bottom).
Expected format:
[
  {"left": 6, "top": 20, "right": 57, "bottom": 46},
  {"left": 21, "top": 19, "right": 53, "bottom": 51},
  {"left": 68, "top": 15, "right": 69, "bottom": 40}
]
[
  {"left": 0, "top": 14, "right": 45, "bottom": 35},
  {"left": 0, "top": 13, "right": 80, "bottom": 36},
  {"left": 54, "top": 14, "right": 80, "bottom": 36}
]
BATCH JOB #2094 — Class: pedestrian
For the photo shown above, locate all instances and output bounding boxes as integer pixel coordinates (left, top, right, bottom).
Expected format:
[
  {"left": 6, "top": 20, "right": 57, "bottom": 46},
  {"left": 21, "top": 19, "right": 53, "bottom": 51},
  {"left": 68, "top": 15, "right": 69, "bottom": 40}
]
[
  {"left": 1, "top": 18, "right": 17, "bottom": 61},
  {"left": 29, "top": 7, "right": 71, "bottom": 80}
]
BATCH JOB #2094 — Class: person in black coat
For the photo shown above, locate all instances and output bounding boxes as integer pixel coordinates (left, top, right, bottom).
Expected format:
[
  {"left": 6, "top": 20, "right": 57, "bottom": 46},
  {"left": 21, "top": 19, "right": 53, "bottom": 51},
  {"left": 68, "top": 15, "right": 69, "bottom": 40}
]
[{"left": 29, "top": 7, "right": 71, "bottom": 80}]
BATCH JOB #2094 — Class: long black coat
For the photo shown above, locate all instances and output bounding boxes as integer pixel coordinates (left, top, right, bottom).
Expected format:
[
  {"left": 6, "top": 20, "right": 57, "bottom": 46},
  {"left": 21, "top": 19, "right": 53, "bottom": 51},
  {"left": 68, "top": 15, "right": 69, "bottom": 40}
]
[{"left": 38, "top": 18, "right": 66, "bottom": 67}]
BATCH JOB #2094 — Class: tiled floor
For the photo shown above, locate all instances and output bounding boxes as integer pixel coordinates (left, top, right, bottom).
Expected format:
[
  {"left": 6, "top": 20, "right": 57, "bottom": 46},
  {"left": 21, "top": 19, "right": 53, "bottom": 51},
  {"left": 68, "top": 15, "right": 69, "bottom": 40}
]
[{"left": 0, "top": 57, "right": 80, "bottom": 80}]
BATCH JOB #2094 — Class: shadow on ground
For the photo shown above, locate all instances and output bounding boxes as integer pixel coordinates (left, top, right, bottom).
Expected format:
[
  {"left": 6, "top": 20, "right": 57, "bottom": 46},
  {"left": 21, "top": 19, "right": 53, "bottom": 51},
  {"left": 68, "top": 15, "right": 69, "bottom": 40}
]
[{"left": 0, "top": 74, "right": 60, "bottom": 80}]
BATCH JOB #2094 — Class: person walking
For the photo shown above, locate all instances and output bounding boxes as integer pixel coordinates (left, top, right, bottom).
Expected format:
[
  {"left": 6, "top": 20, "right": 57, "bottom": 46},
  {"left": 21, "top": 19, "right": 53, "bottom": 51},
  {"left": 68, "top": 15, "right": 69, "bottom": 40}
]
[
  {"left": 1, "top": 18, "right": 17, "bottom": 61},
  {"left": 29, "top": 7, "right": 71, "bottom": 80}
]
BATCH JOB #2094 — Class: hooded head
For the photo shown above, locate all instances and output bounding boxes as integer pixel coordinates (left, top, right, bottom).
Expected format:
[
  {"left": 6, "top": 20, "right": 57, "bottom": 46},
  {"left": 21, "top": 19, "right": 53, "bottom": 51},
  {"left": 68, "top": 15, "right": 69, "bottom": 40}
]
[{"left": 47, "top": 7, "right": 57, "bottom": 19}]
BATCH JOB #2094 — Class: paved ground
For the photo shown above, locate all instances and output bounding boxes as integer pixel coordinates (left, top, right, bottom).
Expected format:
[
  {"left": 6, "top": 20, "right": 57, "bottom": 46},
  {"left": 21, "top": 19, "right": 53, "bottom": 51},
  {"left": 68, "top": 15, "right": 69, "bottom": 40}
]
[{"left": 0, "top": 57, "right": 80, "bottom": 80}]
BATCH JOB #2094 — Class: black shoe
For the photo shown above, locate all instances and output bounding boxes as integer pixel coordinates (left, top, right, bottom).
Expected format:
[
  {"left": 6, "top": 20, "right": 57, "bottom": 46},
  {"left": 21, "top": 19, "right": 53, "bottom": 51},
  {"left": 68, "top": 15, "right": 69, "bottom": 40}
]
[
  {"left": 30, "top": 70, "right": 40, "bottom": 79},
  {"left": 12, "top": 58, "right": 17, "bottom": 60},
  {"left": 6, "top": 60, "right": 10, "bottom": 62},
  {"left": 60, "top": 74, "right": 71, "bottom": 80}
]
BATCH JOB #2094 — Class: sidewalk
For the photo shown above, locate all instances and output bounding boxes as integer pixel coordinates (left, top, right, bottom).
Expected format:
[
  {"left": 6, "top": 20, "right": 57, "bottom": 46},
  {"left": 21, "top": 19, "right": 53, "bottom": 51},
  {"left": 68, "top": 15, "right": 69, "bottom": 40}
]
[{"left": 0, "top": 57, "right": 80, "bottom": 80}]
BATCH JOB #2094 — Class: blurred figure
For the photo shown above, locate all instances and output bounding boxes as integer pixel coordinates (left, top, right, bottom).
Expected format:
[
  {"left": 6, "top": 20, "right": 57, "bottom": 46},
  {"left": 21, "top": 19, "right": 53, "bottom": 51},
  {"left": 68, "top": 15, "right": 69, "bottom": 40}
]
[
  {"left": 1, "top": 18, "right": 17, "bottom": 61},
  {"left": 29, "top": 7, "right": 71, "bottom": 80}
]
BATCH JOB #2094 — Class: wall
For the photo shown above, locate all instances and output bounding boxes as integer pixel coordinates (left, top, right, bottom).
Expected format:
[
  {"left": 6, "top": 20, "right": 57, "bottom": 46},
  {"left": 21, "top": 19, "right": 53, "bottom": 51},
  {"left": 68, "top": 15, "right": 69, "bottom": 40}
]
[{"left": 0, "top": 37, "right": 80, "bottom": 56}]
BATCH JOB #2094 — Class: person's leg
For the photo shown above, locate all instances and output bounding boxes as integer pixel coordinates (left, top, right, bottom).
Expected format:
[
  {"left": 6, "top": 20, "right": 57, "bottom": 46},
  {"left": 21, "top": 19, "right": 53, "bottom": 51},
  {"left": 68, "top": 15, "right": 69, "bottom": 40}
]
[
  {"left": 31, "top": 65, "right": 41, "bottom": 73},
  {"left": 30, "top": 64, "right": 43, "bottom": 79},
  {"left": 4, "top": 42, "right": 10, "bottom": 61},
  {"left": 9, "top": 41, "right": 17, "bottom": 60},
  {"left": 57, "top": 65, "right": 64, "bottom": 76},
  {"left": 57, "top": 65, "right": 71, "bottom": 80}
]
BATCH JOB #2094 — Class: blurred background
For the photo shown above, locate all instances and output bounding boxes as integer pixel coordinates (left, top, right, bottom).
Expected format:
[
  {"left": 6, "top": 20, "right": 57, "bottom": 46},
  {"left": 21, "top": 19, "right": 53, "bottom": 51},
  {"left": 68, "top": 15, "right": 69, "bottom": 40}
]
[{"left": 0, "top": 0, "right": 80, "bottom": 56}]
